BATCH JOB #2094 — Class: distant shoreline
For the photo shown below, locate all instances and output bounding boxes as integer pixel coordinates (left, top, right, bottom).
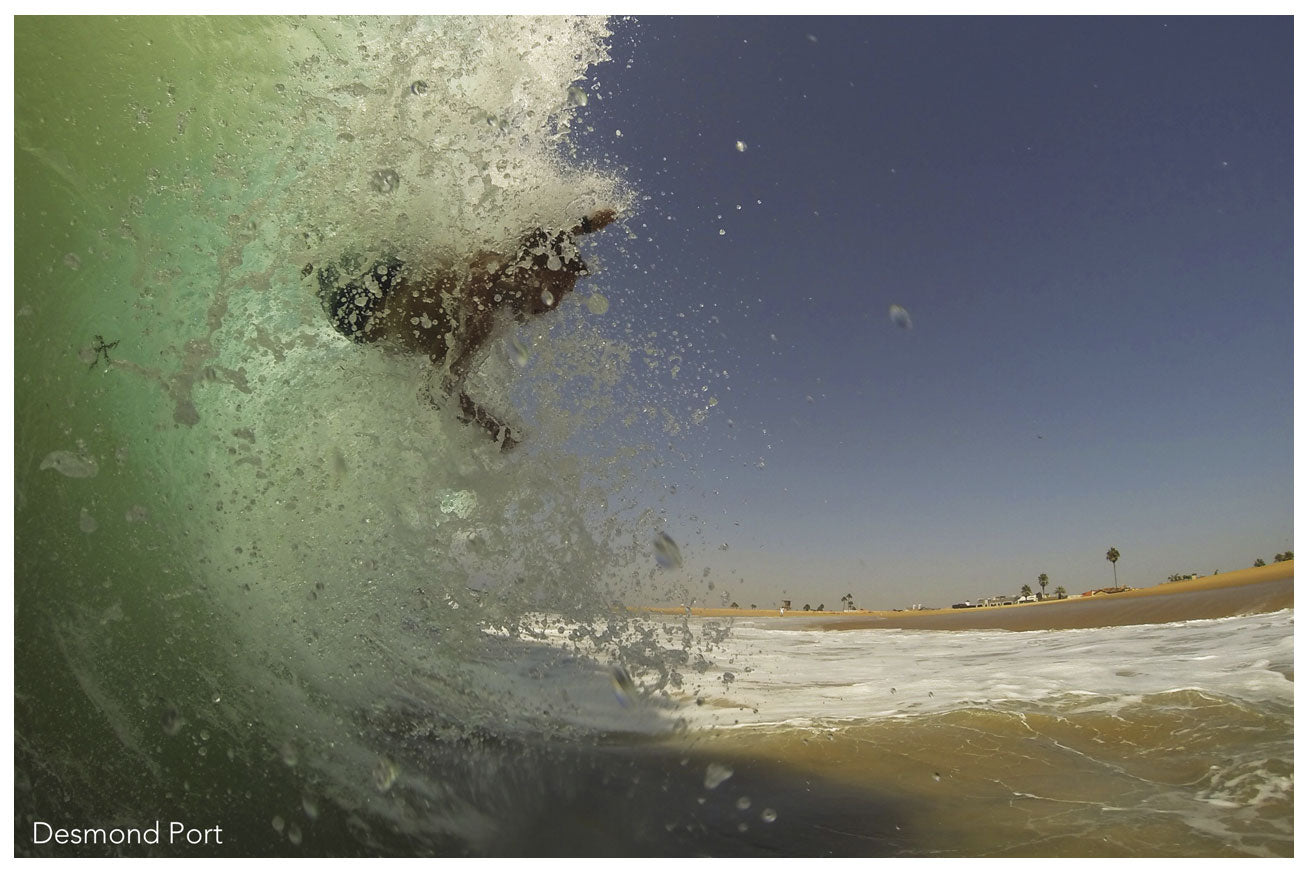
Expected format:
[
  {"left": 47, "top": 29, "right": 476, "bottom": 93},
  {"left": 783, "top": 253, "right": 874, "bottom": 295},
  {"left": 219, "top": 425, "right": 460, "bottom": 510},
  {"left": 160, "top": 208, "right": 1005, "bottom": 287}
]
[{"left": 640, "top": 562, "right": 1293, "bottom": 632}]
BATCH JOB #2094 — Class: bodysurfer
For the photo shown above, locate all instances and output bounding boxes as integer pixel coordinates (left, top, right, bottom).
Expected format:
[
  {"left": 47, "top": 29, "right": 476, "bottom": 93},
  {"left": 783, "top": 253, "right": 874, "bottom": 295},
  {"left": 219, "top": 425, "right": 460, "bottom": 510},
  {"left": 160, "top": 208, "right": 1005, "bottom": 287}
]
[{"left": 311, "top": 208, "right": 616, "bottom": 450}]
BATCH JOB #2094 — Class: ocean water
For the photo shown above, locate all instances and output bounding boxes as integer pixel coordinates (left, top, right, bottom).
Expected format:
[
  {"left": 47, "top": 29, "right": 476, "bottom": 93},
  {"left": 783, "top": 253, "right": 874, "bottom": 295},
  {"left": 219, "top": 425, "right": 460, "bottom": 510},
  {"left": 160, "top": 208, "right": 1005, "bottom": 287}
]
[
  {"left": 497, "top": 610, "right": 1293, "bottom": 856},
  {"left": 12, "top": 17, "right": 1293, "bottom": 858}
]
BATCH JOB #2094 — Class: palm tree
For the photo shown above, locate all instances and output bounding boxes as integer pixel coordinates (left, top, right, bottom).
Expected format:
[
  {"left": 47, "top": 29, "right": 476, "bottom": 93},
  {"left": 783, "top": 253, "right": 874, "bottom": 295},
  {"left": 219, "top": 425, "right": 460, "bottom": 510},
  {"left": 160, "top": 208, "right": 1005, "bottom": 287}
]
[
  {"left": 1254, "top": 558, "right": 1266, "bottom": 567},
  {"left": 1038, "top": 573, "right": 1049, "bottom": 600},
  {"left": 1106, "top": 548, "right": 1120, "bottom": 587},
  {"left": 1054, "top": 585, "right": 1066, "bottom": 599},
  {"left": 1020, "top": 584, "right": 1032, "bottom": 598}
]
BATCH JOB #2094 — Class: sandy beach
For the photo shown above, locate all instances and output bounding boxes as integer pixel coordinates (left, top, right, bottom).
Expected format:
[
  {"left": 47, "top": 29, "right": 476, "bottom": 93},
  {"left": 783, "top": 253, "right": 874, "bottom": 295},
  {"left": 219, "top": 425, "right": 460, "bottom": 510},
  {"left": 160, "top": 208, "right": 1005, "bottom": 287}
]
[{"left": 643, "top": 562, "right": 1292, "bottom": 632}]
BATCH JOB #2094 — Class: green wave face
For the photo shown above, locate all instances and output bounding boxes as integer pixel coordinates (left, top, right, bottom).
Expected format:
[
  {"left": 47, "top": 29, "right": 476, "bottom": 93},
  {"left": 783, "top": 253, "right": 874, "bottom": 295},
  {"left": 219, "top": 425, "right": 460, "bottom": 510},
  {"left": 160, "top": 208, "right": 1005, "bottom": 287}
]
[{"left": 14, "top": 17, "right": 680, "bottom": 854}]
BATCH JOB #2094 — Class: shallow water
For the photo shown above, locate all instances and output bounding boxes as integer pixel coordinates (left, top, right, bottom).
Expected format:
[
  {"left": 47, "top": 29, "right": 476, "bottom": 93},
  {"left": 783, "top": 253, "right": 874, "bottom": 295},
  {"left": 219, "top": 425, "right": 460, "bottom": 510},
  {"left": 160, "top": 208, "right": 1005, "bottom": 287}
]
[
  {"left": 666, "top": 611, "right": 1294, "bottom": 856},
  {"left": 12, "top": 17, "right": 1293, "bottom": 858}
]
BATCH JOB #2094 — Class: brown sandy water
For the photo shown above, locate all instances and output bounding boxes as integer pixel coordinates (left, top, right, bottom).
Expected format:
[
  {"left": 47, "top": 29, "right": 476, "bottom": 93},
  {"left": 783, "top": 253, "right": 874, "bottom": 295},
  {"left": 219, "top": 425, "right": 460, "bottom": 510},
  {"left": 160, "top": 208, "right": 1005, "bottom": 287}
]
[{"left": 672, "top": 688, "right": 1293, "bottom": 857}]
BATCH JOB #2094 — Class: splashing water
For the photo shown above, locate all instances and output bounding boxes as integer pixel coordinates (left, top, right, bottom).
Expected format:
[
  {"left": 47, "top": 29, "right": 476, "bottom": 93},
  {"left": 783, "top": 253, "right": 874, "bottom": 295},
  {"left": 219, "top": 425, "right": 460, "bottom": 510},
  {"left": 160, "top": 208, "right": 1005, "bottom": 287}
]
[{"left": 15, "top": 16, "right": 733, "bottom": 855}]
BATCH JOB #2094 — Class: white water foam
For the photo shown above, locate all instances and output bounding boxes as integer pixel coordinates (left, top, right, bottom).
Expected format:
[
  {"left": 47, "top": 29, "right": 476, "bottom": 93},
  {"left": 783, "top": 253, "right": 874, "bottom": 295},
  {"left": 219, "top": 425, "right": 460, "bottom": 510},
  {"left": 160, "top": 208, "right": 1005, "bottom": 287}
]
[{"left": 570, "top": 609, "right": 1295, "bottom": 731}]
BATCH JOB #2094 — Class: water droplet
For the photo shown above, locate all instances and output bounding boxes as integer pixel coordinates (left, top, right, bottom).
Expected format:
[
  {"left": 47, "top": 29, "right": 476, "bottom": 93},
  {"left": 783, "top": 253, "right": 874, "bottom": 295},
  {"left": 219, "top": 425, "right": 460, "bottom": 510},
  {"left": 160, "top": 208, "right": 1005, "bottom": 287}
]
[
  {"left": 585, "top": 293, "right": 609, "bottom": 315},
  {"left": 567, "top": 84, "right": 587, "bottom": 106},
  {"left": 508, "top": 338, "right": 529, "bottom": 367},
  {"left": 409, "top": 80, "right": 428, "bottom": 96},
  {"left": 125, "top": 505, "right": 148, "bottom": 523},
  {"left": 760, "top": 808, "right": 778, "bottom": 823},
  {"left": 540, "top": 289, "right": 555, "bottom": 308},
  {"left": 933, "top": 772, "right": 942, "bottom": 782},
  {"left": 302, "top": 797, "right": 319, "bottom": 820},
  {"left": 610, "top": 664, "right": 637, "bottom": 707},
  {"left": 704, "top": 763, "right": 733, "bottom": 790},
  {"left": 63, "top": 252, "right": 81, "bottom": 270},
  {"left": 287, "top": 823, "right": 302, "bottom": 846},
  {"left": 271, "top": 815, "right": 285, "bottom": 834},
  {"left": 735, "top": 140, "right": 748, "bottom": 152},
  {"left": 161, "top": 704, "right": 184, "bottom": 736},
  {"left": 722, "top": 672, "right": 735, "bottom": 683},
  {"left": 280, "top": 741, "right": 299, "bottom": 767},
  {"left": 373, "top": 756, "right": 399, "bottom": 792},
  {"left": 653, "top": 531, "right": 683, "bottom": 569},
  {"left": 736, "top": 796, "right": 751, "bottom": 811},
  {"left": 718, "top": 229, "right": 726, "bottom": 236},
  {"left": 437, "top": 489, "right": 477, "bottom": 518},
  {"left": 369, "top": 169, "right": 400, "bottom": 194},
  {"left": 78, "top": 509, "right": 98, "bottom": 534},
  {"left": 889, "top": 304, "right": 912, "bottom": 329},
  {"left": 40, "top": 450, "right": 98, "bottom": 478}
]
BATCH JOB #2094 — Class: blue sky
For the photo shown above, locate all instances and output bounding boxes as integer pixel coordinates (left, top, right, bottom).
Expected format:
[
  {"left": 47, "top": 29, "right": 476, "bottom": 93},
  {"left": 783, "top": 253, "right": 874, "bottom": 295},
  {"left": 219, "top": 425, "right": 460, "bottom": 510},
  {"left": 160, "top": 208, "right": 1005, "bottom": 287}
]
[{"left": 567, "top": 16, "right": 1292, "bottom": 608}]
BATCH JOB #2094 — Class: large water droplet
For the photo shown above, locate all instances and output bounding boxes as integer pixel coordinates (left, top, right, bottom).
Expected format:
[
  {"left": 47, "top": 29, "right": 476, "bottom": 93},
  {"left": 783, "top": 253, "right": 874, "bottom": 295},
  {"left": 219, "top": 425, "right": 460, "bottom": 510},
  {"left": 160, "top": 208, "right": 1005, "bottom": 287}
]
[
  {"left": 508, "top": 338, "right": 529, "bottom": 367},
  {"left": 437, "top": 489, "right": 477, "bottom": 518},
  {"left": 889, "top": 304, "right": 912, "bottom": 329},
  {"left": 567, "top": 84, "right": 587, "bottom": 106},
  {"left": 760, "top": 808, "right": 778, "bottom": 823},
  {"left": 610, "top": 664, "right": 637, "bottom": 707},
  {"left": 703, "top": 763, "right": 733, "bottom": 790},
  {"left": 585, "top": 293, "right": 609, "bottom": 315},
  {"left": 160, "top": 704, "right": 184, "bottom": 736},
  {"left": 653, "top": 532, "right": 683, "bottom": 569},
  {"left": 369, "top": 169, "right": 400, "bottom": 194},
  {"left": 540, "top": 289, "right": 555, "bottom": 308},
  {"left": 40, "top": 450, "right": 98, "bottom": 478},
  {"left": 409, "top": 80, "right": 428, "bottom": 96},
  {"left": 373, "top": 756, "right": 399, "bottom": 792}
]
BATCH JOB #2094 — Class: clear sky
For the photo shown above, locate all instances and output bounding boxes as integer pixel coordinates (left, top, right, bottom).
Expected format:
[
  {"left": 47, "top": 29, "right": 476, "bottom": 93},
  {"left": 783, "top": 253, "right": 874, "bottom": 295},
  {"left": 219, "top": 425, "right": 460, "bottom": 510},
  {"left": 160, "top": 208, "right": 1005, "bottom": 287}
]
[{"left": 567, "top": 15, "right": 1293, "bottom": 609}]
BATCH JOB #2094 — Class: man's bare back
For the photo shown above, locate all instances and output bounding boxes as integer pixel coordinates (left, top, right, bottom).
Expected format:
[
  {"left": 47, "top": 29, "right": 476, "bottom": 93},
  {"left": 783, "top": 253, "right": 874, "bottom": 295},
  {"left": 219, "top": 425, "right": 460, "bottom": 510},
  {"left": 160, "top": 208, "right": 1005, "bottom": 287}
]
[{"left": 312, "top": 209, "right": 616, "bottom": 450}]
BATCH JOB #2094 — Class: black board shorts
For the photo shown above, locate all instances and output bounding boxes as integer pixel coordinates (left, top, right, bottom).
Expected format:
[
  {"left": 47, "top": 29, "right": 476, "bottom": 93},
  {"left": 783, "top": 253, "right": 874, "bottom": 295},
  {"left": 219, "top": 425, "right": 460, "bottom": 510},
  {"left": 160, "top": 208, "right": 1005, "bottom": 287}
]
[{"left": 315, "top": 256, "right": 405, "bottom": 344}]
